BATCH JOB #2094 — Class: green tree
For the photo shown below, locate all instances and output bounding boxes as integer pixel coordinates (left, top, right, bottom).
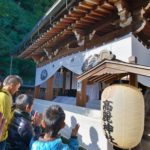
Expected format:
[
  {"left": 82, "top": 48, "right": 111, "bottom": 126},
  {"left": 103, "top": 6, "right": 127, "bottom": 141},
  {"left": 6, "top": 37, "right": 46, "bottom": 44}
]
[{"left": 0, "top": 0, "right": 55, "bottom": 84}]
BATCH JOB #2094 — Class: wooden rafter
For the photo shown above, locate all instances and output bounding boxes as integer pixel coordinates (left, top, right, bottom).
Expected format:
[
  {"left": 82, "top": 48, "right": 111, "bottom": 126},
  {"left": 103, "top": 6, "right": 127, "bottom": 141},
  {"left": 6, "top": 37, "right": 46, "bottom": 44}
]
[
  {"left": 18, "top": 0, "right": 117, "bottom": 59},
  {"left": 78, "top": 60, "right": 150, "bottom": 82},
  {"left": 17, "top": 0, "right": 150, "bottom": 64}
]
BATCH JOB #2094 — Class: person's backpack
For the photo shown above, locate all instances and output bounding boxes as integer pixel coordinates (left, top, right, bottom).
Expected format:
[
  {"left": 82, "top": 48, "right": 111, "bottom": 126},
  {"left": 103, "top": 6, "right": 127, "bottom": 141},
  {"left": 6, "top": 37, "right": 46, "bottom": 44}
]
[{"left": 0, "top": 89, "right": 16, "bottom": 111}]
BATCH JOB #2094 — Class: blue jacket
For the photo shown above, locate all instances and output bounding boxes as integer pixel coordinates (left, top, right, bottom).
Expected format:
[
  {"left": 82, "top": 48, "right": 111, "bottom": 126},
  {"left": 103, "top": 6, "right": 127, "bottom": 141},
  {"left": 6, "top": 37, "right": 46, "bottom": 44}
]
[{"left": 30, "top": 137, "right": 79, "bottom": 150}]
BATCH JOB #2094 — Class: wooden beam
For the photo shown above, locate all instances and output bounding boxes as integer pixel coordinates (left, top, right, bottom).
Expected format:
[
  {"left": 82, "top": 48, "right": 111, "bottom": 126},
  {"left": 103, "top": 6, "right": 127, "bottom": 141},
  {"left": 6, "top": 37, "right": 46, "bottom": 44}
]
[
  {"left": 45, "top": 76, "right": 54, "bottom": 100},
  {"left": 129, "top": 73, "right": 138, "bottom": 87},
  {"left": 20, "top": 4, "right": 118, "bottom": 60},
  {"left": 105, "top": 73, "right": 127, "bottom": 84},
  {"left": 94, "top": 74, "right": 115, "bottom": 82},
  {"left": 79, "top": 63, "right": 109, "bottom": 82},
  {"left": 62, "top": 70, "right": 66, "bottom": 95},
  {"left": 52, "top": 36, "right": 76, "bottom": 53},
  {"left": 106, "top": 62, "right": 150, "bottom": 77},
  {"left": 78, "top": 60, "right": 150, "bottom": 83},
  {"left": 70, "top": 71, "right": 73, "bottom": 90},
  {"left": 89, "top": 75, "right": 103, "bottom": 82},
  {"left": 76, "top": 79, "right": 87, "bottom": 107},
  {"left": 84, "top": 0, "right": 100, "bottom": 5},
  {"left": 46, "top": 25, "right": 131, "bottom": 64},
  {"left": 85, "top": 25, "right": 131, "bottom": 49},
  {"left": 51, "top": 45, "right": 84, "bottom": 62}
]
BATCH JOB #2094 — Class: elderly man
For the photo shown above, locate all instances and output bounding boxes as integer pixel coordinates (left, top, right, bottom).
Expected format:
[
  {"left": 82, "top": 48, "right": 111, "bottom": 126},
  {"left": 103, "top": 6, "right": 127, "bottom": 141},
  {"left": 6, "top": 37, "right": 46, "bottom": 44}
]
[
  {"left": 0, "top": 112, "right": 6, "bottom": 140},
  {"left": 0, "top": 75, "right": 22, "bottom": 150}
]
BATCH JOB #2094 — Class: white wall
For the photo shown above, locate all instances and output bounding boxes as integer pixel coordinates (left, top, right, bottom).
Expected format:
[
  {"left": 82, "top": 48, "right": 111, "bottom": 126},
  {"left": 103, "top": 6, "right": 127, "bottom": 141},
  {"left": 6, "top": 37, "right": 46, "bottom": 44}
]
[
  {"left": 33, "top": 99, "right": 113, "bottom": 150},
  {"left": 132, "top": 35, "right": 150, "bottom": 87},
  {"left": 96, "top": 34, "right": 132, "bottom": 62}
]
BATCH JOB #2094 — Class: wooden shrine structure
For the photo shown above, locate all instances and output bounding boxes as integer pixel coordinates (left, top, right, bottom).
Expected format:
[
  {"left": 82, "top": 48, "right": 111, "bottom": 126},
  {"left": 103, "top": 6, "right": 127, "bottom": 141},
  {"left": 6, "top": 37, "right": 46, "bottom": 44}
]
[
  {"left": 15, "top": 0, "right": 150, "bottom": 106},
  {"left": 77, "top": 59, "right": 150, "bottom": 106}
]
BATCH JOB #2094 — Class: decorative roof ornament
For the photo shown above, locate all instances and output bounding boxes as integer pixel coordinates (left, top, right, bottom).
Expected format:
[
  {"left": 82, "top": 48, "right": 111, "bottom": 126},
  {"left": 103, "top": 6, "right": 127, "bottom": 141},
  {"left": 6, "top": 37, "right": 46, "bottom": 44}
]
[
  {"left": 54, "top": 49, "right": 59, "bottom": 56},
  {"left": 43, "top": 49, "right": 52, "bottom": 60},
  {"left": 82, "top": 50, "right": 116, "bottom": 72},
  {"left": 109, "top": 0, "right": 132, "bottom": 27},
  {"left": 39, "top": 56, "right": 44, "bottom": 62},
  {"left": 32, "top": 58, "right": 39, "bottom": 65},
  {"left": 136, "top": 3, "right": 150, "bottom": 33},
  {"left": 73, "top": 30, "right": 85, "bottom": 46},
  {"left": 134, "top": 2, "right": 150, "bottom": 48},
  {"left": 31, "top": 55, "right": 41, "bottom": 65},
  {"left": 89, "top": 30, "right": 96, "bottom": 40}
]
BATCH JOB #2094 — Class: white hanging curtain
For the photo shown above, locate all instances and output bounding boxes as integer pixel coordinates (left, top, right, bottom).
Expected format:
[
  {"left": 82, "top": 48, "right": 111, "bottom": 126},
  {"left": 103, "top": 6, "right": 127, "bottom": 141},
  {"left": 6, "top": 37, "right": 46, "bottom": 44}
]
[{"left": 35, "top": 34, "right": 133, "bottom": 86}]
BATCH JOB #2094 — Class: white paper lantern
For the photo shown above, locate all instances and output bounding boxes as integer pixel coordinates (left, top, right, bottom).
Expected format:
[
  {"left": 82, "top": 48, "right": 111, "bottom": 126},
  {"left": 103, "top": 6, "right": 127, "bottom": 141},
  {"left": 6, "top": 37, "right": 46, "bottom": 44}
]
[{"left": 101, "top": 84, "right": 144, "bottom": 149}]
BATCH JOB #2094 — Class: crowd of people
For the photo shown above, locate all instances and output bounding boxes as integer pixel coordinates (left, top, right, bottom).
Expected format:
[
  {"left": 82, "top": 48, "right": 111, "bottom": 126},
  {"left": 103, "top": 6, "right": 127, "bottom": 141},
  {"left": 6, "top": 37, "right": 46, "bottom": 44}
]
[
  {"left": 1, "top": 75, "right": 150, "bottom": 150},
  {"left": 0, "top": 75, "right": 80, "bottom": 150}
]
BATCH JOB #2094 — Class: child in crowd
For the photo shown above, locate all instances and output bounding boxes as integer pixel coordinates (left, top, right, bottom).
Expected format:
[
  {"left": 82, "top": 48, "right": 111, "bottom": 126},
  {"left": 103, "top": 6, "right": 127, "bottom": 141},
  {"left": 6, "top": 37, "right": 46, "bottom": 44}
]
[
  {"left": 6, "top": 94, "right": 43, "bottom": 150},
  {"left": 30, "top": 105, "right": 80, "bottom": 150}
]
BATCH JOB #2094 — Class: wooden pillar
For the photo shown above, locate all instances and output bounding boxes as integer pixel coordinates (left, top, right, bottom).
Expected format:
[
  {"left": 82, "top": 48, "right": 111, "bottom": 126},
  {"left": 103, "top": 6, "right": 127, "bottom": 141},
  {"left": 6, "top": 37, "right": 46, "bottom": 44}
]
[
  {"left": 34, "top": 85, "right": 40, "bottom": 99},
  {"left": 128, "top": 56, "right": 138, "bottom": 87},
  {"left": 62, "top": 71, "right": 66, "bottom": 95},
  {"left": 45, "top": 76, "right": 54, "bottom": 100},
  {"left": 76, "top": 79, "right": 87, "bottom": 107},
  {"left": 55, "top": 88, "right": 59, "bottom": 97},
  {"left": 129, "top": 73, "right": 138, "bottom": 87},
  {"left": 70, "top": 71, "right": 73, "bottom": 90}
]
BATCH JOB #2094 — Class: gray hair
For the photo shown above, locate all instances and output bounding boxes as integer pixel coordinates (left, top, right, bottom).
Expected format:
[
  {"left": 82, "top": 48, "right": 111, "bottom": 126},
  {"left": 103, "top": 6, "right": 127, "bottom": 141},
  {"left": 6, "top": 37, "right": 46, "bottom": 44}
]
[
  {"left": 44, "top": 105, "right": 65, "bottom": 137},
  {"left": 16, "top": 94, "right": 34, "bottom": 111},
  {"left": 3, "top": 75, "right": 23, "bottom": 86}
]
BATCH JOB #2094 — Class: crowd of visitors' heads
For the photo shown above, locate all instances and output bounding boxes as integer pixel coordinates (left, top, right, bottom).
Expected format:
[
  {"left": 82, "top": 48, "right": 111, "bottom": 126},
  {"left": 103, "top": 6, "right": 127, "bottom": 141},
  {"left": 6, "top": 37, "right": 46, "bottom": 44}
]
[{"left": 0, "top": 74, "right": 79, "bottom": 150}]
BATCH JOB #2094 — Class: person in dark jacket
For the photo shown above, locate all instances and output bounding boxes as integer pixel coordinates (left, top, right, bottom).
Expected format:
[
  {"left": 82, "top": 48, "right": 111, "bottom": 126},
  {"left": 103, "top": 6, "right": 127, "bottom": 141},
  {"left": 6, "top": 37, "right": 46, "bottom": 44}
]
[{"left": 6, "top": 94, "right": 43, "bottom": 150}]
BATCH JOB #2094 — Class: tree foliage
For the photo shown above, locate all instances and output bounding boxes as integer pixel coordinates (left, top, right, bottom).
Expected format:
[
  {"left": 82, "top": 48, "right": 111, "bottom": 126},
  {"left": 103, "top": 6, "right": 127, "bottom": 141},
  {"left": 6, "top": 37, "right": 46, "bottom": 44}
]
[{"left": 0, "top": 0, "right": 55, "bottom": 84}]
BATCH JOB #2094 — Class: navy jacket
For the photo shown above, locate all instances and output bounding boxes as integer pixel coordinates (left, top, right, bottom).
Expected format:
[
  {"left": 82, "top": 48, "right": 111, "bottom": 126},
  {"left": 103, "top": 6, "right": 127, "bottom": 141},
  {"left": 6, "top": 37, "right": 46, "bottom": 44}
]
[{"left": 7, "top": 109, "right": 41, "bottom": 150}]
